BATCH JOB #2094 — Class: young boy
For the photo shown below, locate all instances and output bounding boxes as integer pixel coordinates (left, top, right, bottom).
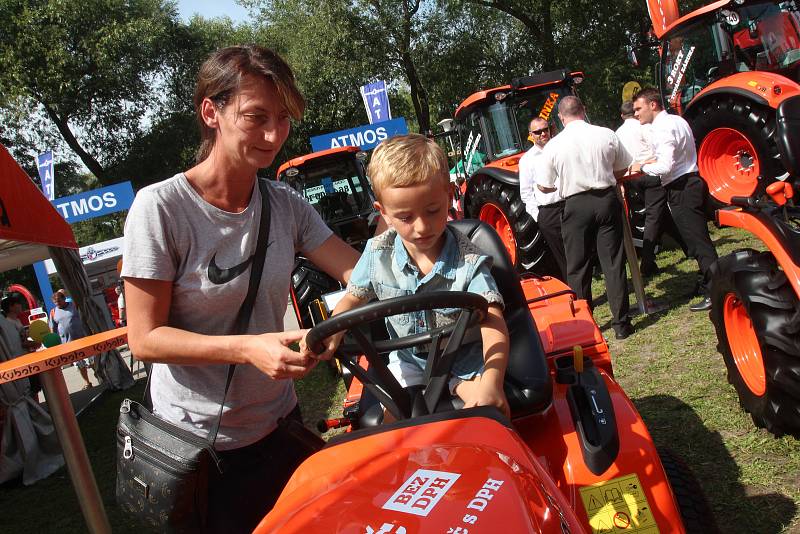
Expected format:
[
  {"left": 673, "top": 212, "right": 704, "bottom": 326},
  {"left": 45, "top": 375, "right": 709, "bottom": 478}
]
[{"left": 308, "top": 134, "right": 510, "bottom": 418}]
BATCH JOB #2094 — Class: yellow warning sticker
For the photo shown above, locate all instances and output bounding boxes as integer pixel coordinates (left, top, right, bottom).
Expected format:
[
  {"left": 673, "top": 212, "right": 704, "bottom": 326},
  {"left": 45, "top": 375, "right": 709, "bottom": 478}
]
[{"left": 579, "top": 474, "right": 659, "bottom": 533}]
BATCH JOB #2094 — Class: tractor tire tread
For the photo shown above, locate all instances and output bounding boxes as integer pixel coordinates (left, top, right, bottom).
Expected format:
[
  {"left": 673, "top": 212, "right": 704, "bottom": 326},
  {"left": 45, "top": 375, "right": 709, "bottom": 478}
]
[
  {"left": 291, "top": 257, "right": 341, "bottom": 329},
  {"left": 465, "top": 174, "right": 557, "bottom": 275},
  {"left": 658, "top": 448, "right": 719, "bottom": 533},
  {"left": 710, "top": 250, "right": 800, "bottom": 437}
]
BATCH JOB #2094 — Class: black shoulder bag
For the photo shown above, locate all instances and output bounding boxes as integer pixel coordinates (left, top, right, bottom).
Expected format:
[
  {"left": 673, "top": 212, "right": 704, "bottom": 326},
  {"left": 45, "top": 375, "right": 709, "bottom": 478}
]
[{"left": 115, "top": 178, "right": 272, "bottom": 533}]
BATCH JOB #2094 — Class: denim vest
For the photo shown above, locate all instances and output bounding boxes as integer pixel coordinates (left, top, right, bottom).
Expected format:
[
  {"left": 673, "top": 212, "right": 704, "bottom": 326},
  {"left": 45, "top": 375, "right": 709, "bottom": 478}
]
[{"left": 347, "top": 227, "right": 503, "bottom": 378}]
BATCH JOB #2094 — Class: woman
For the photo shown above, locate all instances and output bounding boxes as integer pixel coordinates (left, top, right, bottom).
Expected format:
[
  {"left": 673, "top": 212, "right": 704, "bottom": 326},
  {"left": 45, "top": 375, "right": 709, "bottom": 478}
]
[{"left": 121, "top": 45, "right": 358, "bottom": 532}]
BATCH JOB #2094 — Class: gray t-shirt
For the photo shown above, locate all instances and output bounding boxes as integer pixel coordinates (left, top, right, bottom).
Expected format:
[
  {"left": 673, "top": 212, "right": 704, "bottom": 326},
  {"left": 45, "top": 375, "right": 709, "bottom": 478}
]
[
  {"left": 50, "top": 302, "right": 86, "bottom": 343},
  {"left": 121, "top": 174, "right": 332, "bottom": 450}
]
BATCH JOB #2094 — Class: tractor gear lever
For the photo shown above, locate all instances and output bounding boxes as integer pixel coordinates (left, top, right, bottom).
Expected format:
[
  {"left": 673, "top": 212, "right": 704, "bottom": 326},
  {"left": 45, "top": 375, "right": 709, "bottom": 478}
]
[{"left": 573, "top": 345, "right": 584, "bottom": 374}]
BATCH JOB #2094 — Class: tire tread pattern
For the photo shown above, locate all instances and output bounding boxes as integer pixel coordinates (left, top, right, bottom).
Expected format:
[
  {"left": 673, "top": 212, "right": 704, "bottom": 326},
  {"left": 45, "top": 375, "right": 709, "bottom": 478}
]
[
  {"left": 291, "top": 257, "right": 341, "bottom": 329},
  {"left": 465, "top": 174, "right": 556, "bottom": 274},
  {"left": 657, "top": 448, "right": 720, "bottom": 534},
  {"left": 710, "top": 249, "right": 800, "bottom": 437}
]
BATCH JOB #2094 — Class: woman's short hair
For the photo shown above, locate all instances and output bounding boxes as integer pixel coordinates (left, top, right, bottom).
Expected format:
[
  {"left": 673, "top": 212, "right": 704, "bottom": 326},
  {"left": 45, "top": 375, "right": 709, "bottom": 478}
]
[
  {"left": 368, "top": 134, "right": 449, "bottom": 199},
  {"left": 193, "top": 45, "right": 305, "bottom": 162}
]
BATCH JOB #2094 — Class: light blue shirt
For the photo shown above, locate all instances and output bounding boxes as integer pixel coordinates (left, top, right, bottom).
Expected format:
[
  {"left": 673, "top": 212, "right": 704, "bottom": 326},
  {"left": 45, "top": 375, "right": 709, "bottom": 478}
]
[{"left": 347, "top": 227, "right": 503, "bottom": 378}]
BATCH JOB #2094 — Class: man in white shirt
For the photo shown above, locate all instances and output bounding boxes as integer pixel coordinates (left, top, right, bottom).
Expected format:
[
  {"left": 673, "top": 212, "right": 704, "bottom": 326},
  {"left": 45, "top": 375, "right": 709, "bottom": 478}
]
[
  {"left": 616, "top": 100, "right": 664, "bottom": 277},
  {"left": 536, "top": 96, "right": 634, "bottom": 339},
  {"left": 630, "top": 87, "right": 718, "bottom": 312},
  {"left": 518, "top": 117, "right": 566, "bottom": 280}
]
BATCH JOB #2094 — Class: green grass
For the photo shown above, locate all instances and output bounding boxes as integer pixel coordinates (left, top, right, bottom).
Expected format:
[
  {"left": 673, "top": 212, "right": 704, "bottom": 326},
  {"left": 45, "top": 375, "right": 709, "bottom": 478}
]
[
  {"left": 592, "top": 225, "right": 800, "bottom": 533},
  {"left": 1, "top": 224, "right": 798, "bottom": 532},
  {"left": 0, "top": 367, "right": 346, "bottom": 534}
]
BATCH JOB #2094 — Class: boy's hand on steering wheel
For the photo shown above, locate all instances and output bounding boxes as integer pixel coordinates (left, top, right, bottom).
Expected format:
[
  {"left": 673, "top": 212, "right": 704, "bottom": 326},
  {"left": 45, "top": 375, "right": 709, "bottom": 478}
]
[{"left": 464, "top": 382, "right": 510, "bottom": 419}]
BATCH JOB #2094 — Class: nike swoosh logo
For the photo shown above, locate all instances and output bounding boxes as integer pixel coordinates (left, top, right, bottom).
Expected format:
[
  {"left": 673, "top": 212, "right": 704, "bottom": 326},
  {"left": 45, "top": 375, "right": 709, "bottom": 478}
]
[
  {"left": 206, "top": 241, "right": 273, "bottom": 284},
  {"left": 207, "top": 253, "right": 254, "bottom": 284}
]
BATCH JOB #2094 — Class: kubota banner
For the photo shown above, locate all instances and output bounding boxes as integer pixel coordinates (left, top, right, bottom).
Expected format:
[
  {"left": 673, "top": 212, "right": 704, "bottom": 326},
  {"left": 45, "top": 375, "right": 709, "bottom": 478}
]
[{"left": 647, "top": 0, "right": 681, "bottom": 38}]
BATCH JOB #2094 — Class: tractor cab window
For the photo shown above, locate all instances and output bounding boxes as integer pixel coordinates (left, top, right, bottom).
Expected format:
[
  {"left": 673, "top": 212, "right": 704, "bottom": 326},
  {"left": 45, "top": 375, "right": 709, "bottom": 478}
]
[
  {"left": 286, "top": 161, "right": 372, "bottom": 221},
  {"left": 726, "top": 1, "right": 800, "bottom": 74},
  {"left": 482, "top": 100, "right": 523, "bottom": 159},
  {"left": 661, "top": 18, "right": 735, "bottom": 112},
  {"left": 521, "top": 89, "right": 570, "bottom": 140},
  {"left": 662, "top": 1, "right": 800, "bottom": 112},
  {"left": 456, "top": 112, "right": 488, "bottom": 175}
]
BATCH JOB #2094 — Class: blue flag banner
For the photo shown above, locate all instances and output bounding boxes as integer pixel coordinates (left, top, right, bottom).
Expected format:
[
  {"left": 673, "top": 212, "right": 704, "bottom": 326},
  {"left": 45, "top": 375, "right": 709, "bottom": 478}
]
[
  {"left": 360, "top": 80, "right": 392, "bottom": 124},
  {"left": 36, "top": 150, "right": 55, "bottom": 200},
  {"left": 52, "top": 181, "right": 135, "bottom": 224},
  {"left": 310, "top": 117, "right": 409, "bottom": 152}
]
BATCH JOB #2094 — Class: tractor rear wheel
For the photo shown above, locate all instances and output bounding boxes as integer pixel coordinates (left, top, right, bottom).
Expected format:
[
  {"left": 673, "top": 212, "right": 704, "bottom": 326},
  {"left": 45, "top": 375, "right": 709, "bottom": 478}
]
[
  {"left": 691, "top": 97, "right": 781, "bottom": 206},
  {"left": 657, "top": 448, "right": 718, "bottom": 533},
  {"left": 291, "top": 257, "right": 341, "bottom": 329},
  {"left": 465, "top": 174, "right": 557, "bottom": 275},
  {"left": 710, "top": 249, "right": 800, "bottom": 437}
]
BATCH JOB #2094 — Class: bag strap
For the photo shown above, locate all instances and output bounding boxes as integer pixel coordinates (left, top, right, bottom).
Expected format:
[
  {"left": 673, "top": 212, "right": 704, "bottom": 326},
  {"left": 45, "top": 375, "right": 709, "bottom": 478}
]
[
  {"left": 143, "top": 178, "right": 272, "bottom": 445},
  {"left": 208, "top": 178, "right": 271, "bottom": 443}
]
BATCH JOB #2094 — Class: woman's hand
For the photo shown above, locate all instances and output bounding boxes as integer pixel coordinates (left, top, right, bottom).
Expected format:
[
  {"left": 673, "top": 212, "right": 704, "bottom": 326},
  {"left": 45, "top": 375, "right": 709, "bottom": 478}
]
[
  {"left": 299, "top": 330, "right": 345, "bottom": 361},
  {"left": 243, "top": 330, "right": 318, "bottom": 379}
]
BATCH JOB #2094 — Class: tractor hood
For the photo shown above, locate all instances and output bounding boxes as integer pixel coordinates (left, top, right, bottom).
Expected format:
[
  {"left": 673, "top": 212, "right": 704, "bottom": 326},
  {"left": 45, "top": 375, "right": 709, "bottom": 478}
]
[{"left": 255, "top": 410, "right": 583, "bottom": 533}]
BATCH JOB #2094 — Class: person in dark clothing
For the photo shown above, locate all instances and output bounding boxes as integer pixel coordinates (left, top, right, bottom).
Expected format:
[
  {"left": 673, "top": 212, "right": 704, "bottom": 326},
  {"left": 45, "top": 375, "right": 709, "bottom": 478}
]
[
  {"left": 535, "top": 96, "right": 635, "bottom": 340},
  {"left": 630, "top": 88, "right": 719, "bottom": 311}
]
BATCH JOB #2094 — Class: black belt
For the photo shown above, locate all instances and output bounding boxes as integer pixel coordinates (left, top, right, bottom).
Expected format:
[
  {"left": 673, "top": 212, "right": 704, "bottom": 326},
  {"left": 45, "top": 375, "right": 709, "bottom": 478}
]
[
  {"left": 664, "top": 172, "right": 698, "bottom": 190},
  {"left": 565, "top": 186, "right": 615, "bottom": 200},
  {"left": 539, "top": 200, "right": 565, "bottom": 209}
]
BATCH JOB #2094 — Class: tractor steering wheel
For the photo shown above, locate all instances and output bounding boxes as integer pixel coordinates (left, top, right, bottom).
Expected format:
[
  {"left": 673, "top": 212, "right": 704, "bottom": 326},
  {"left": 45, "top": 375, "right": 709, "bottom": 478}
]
[{"left": 305, "top": 291, "right": 488, "bottom": 421}]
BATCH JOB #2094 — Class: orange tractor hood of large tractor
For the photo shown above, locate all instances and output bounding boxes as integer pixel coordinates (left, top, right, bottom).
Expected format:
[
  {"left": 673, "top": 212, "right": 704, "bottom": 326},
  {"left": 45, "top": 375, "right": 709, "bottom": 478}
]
[
  {"left": 254, "top": 414, "right": 584, "bottom": 533},
  {"left": 686, "top": 71, "right": 800, "bottom": 113},
  {"left": 454, "top": 71, "right": 584, "bottom": 122}
]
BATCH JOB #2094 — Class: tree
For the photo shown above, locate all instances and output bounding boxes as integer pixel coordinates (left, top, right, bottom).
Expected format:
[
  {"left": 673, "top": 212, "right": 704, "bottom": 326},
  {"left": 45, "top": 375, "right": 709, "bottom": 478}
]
[
  {"left": 460, "top": 0, "right": 653, "bottom": 126},
  {"left": 247, "top": 0, "right": 399, "bottom": 157},
  {"left": 462, "top": 0, "right": 556, "bottom": 70},
  {"left": 0, "top": 0, "right": 181, "bottom": 185}
]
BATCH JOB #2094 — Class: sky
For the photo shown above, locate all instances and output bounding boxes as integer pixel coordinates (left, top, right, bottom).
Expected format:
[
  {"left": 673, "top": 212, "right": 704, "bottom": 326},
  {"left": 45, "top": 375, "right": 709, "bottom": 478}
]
[{"left": 175, "top": 0, "right": 250, "bottom": 23}]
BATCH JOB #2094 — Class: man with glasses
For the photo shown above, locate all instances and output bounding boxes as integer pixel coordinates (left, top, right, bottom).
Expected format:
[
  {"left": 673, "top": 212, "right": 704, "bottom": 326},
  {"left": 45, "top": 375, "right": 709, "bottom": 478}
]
[{"left": 519, "top": 117, "right": 567, "bottom": 280}]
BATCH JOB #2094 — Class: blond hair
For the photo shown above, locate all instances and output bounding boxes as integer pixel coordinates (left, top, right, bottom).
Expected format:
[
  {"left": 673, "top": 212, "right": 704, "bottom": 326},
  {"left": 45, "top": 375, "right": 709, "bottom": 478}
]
[
  {"left": 194, "top": 45, "right": 305, "bottom": 163},
  {"left": 368, "top": 134, "right": 449, "bottom": 199}
]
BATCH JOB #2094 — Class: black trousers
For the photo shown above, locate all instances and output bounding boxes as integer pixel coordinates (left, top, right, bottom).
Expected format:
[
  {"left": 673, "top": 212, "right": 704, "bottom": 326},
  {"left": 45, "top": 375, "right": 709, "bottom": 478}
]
[
  {"left": 537, "top": 201, "right": 568, "bottom": 281},
  {"left": 562, "top": 187, "right": 630, "bottom": 327},
  {"left": 664, "top": 174, "right": 719, "bottom": 294},
  {"left": 632, "top": 174, "right": 689, "bottom": 267},
  {"left": 636, "top": 174, "right": 667, "bottom": 269},
  {"left": 206, "top": 405, "right": 313, "bottom": 534}
]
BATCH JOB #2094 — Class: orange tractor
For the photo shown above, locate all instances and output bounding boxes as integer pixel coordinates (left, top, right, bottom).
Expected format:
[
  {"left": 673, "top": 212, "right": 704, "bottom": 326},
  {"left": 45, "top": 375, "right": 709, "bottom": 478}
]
[
  {"left": 277, "top": 146, "right": 380, "bottom": 329},
  {"left": 709, "top": 180, "right": 800, "bottom": 437},
  {"left": 452, "top": 70, "right": 583, "bottom": 275},
  {"left": 637, "top": 0, "right": 800, "bottom": 206},
  {"left": 254, "top": 220, "right": 715, "bottom": 533}
]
